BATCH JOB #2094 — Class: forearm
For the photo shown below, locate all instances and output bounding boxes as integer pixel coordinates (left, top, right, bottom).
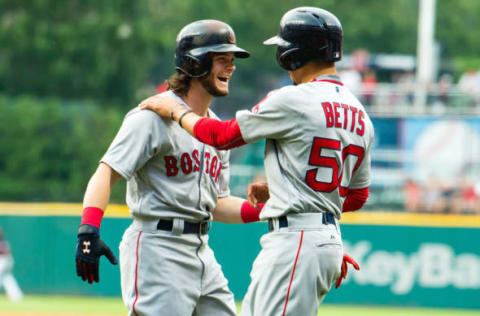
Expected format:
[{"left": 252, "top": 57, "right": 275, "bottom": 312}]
[
  {"left": 171, "top": 106, "right": 201, "bottom": 137},
  {"left": 76, "top": 162, "right": 120, "bottom": 284},
  {"left": 171, "top": 107, "right": 246, "bottom": 150},
  {"left": 213, "top": 196, "right": 264, "bottom": 224},
  {"left": 83, "top": 163, "right": 122, "bottom": 212},
  {"left": 213, "top": 196, "right": 245, "bottom": 223}
]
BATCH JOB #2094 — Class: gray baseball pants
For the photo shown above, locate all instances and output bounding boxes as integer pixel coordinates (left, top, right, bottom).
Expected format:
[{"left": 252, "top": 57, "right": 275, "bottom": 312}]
[
  {"left": 240, "top": 213, "right": 343, "bottom": 316},
  {"left": 119, "top": 217, "right": 236, "bottom": 316}
]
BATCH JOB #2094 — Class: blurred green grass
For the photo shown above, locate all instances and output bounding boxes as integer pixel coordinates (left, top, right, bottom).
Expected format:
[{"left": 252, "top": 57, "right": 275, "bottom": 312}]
[{"left": 1, "top": 295, "right": 480, "bottom": 316}]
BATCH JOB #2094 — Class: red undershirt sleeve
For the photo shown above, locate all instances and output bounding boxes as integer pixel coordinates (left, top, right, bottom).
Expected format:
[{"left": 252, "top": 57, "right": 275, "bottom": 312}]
[
  {"left": 342, "top": 187, "right": 369, "bottom": 212},
  {"left": 193, "top": 117, "right": 247, "bottom": 150}
]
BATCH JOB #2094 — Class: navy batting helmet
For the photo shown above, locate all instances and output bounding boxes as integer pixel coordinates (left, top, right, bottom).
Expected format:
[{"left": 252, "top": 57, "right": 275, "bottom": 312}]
[
  {"left": 175, "top": 20, "right": 250, "bottom": 77},
  {"left": 264, "top": 7, "right": 343, "bottom": 71}
]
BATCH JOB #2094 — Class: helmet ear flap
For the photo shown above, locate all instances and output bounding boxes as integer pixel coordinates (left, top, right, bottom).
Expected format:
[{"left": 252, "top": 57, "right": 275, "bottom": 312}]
[
  {"left": 277, "top": 47, "right": 303, "bottom": 71},
  {"left": 176, "top": 53, "right": 212, "bottom": 77},
  {"left": 326, "top": 39, "right": 342, "bottom": 61},
  {"left": 277, "top": 47, "right": 327, "bottom": 71}
]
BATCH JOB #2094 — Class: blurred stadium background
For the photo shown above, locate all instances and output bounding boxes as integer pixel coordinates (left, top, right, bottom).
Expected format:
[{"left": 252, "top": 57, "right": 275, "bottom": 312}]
[{"left": 1, "top": 0, "right": 480, "bottom": 314}]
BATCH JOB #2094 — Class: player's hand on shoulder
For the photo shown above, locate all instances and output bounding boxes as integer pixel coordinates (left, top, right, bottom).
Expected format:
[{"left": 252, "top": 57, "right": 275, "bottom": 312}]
[
  {"left": 139, "top": 94, "right": 180, "bottom": 119},
  {"left": 247, "top": 181, "right": 270, "bottom": 209},
  {"left": 75, "top": 224, "right": 118, "bottom": 284},
  {"left": 335, "top": 253, "right": 360, "bottom": 289}
]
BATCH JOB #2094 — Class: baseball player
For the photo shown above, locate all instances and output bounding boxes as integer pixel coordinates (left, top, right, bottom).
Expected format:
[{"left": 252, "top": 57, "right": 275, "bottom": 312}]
[
  {"left": 74, "top": 20, "right": 265, "bottom": 316},
  {"left": 0, "top": 228, "right": 23, "bottom": 302},
  {"left": 140, "top": 7, "right": 373, "bottom": 316}
]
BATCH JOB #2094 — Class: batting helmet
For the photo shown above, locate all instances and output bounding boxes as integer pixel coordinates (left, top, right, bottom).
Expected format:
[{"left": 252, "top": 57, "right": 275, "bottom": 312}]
[
  {"left": 175, "top": 20, "right": 250, "bottom": 77},
  {"left": 264, "top": 7, "right": 343, "bottom": 71}
]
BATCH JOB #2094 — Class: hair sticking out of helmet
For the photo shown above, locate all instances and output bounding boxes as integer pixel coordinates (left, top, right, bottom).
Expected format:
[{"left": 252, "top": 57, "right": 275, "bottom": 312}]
[
  {"left": 175, "top": 20, "right": 250, "bottom": 77},
  {"left": 264, "top": 7, "right": 343, "bottom": 71}
]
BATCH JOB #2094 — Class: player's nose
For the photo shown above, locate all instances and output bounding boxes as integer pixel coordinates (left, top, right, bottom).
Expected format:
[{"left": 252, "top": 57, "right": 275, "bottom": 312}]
[{"left": 227, "top": 63, "right": 235, "bottom": 73}]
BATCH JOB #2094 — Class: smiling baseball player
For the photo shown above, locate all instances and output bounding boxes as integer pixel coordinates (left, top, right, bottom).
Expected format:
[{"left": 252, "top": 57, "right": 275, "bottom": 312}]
[
  {"left": 74, "top": 20, "right": 269, "bottom": 316},
  {"left": 140, "top": 7, "right": 373, "bottom": 316}
]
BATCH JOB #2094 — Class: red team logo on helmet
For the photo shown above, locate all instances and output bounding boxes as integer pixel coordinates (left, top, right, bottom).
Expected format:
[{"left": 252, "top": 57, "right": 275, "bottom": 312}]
[{"left": 228, "top": 30, "right": 235, "bottom": 44}]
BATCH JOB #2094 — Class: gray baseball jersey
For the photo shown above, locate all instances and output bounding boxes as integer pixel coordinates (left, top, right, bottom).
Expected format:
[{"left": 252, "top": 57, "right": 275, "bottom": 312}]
[
  {"left": 236, "top": 75, "right": 374, "bottom": 220},
  {"left": 101, "top": 91, "right": 230, "bottom": 222},
  {"left": 236, "top": 75, "right": 374, "bottom": 316},
  {"left": 102, "top": 91, "right": 236, "bottom": 315}
]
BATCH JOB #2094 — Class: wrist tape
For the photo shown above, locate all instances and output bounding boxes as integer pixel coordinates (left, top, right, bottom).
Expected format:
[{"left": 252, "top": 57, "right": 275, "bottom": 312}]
[
  {"left": 240, "top": 201, "right": 264, "bottom": 223},
  {"left": 81, "top": 207, "right": 104, "bottom": 228}
]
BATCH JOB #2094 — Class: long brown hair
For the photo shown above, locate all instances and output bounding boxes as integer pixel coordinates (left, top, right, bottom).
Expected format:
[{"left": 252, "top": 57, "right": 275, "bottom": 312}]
[{"left": 166, "top": 71, "right": 192, "bottom": 96}]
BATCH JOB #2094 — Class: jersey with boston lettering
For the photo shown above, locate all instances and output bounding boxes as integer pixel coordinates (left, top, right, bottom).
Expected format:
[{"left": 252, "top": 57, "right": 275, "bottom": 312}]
[
  {"left": 236, "top": 75, "right": 374, "bottom": 219},
  {"left": 101, "top": 91, "right": 230, "bottom": 221}
]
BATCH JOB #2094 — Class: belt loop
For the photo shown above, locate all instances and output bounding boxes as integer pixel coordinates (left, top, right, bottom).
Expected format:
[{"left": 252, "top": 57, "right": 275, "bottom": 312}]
[
  {"left": 204, "top": 221, "right": 211, "bottom": 234},
  {"left": 273, "top": 218, "right": 279, "bottom": 231},
  {"left": 335, "top": 217, "right": 340, "bottom": 234},
  {"left": 172, "top": 218, "right": 184, "bottom": 235}
]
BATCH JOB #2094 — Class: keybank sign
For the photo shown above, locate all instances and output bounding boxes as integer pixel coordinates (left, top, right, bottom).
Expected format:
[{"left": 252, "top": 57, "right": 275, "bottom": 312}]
[{"left": 343, "top": 241, "right": 480, "bottom": 294}]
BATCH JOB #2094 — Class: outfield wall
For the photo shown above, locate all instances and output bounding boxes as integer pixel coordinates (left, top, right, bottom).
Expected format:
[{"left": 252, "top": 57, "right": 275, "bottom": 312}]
[{"left": 0, "top": 203, "right": 479, "bottom": 309}]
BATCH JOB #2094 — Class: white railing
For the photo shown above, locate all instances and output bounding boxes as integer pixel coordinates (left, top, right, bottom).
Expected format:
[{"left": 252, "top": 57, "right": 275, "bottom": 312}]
[{"left": 351, "top": 83, "right": 480, "bottom": 116}]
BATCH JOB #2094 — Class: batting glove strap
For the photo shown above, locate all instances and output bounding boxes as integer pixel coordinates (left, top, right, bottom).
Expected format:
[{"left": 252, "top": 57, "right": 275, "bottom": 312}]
[{"left": 78, "top": 223, "right": 99, "bottom": 236}]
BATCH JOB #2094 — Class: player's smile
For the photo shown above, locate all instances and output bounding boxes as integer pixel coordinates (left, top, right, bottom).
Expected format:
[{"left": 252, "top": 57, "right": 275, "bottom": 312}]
[
  {"left": 216, "top": 74, "right": 230, "bottom": 90},
  {"left": 217, "top": 75, "right": 229, "bottom": 83},
  {"left": 209, "top": 52, "right": 235, "bottom": 96}
]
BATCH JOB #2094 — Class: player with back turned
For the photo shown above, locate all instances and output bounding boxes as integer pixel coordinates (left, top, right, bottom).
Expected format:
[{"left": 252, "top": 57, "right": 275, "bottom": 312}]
[
  {"left": 140, "top": 7, "right": 374, "bottom": 316},
  {"left": 74, "top": 20, "right": 271, "bottom": 316}
]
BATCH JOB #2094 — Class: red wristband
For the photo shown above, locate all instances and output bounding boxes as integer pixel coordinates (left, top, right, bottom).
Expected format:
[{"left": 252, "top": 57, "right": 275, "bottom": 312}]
[
  {"left": 81, "top": 207, "right": 104, "bottom": 228},
  {"left": 241, "top": 201, "right": 264, "bottom": 223}
]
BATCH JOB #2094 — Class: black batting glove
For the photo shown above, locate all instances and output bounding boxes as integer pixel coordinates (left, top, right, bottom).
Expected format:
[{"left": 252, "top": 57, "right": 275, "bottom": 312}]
[{"left": 75, "top": 224, "right": 118, "bottom": 284}]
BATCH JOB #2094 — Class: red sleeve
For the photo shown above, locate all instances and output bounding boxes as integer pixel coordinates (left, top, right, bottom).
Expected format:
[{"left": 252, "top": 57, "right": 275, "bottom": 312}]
[
  {"left": 342, "top": 187, "right": 369, "bottom": 212},
  {"left": 193, "top": 117, "right": 247, "bottom": 150}
]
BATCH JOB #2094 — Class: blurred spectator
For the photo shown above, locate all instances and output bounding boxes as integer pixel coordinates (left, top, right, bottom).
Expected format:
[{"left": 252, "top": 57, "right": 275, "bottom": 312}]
[
  {"left": 388, "top": 72, "right": 402, "bottom": 105},
  {"left": 401, "top": 71, "right": 416, "bottom": 105},
  {"left": 451, "top": 179, "right": 480, "bottom": 214},
  {"left": 390, "top": 71, "right": 416, "bottom": 106},
  {"left": 351, "top": 49, "right": 370, "bottom": 73},
  {"left": 404, "top": 177, "right": 480, "bottom": 215},
  {"left": 436, "top": 74, "right": 453, "bottom": 106},
  {"left": 403, "top": 178, "right": 422, "bottom": 212},
  {"left": 361, "top": 70, "right": 377, "bottom": 106},
  {"left": 475, "top": 182, "right": 480, "bottom": 213},
  {"left": 0, "top": 228, "right": 23, "bottom": 302},
  {"left": 423, "top": 176, "right": 446, "bottom": 213},
  {"left": 458, "top": 68, "right": 480, "bottom": 106},
  {"left": 339, "top": 66, "right": 362, "bottom": 96},
  {"left": 440, "top": 182, "right": 460, "bottom": 212},
  {"left": 431, "top": 74, "right": 453, "bottom": 112}
]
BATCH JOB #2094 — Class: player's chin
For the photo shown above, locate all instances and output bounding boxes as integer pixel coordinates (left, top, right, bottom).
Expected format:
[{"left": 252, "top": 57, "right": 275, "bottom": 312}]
[{"left": 214, "top": 80, "right": 229, "bottom": 96}]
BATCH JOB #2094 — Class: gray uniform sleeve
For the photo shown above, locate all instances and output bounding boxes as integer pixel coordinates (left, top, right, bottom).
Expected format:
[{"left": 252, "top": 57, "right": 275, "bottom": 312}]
[
  {"left": 349, "top": 122, "right": 374, "bottom": 189},
  {"left": 101, "top": 109, "right": 168, "bottom": 180},
  {"left": 217, "top": 150, "right": 231, "bottom": 198},
  {"left": 235, "top": 89, "right": 299, "bottom": 143}
]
